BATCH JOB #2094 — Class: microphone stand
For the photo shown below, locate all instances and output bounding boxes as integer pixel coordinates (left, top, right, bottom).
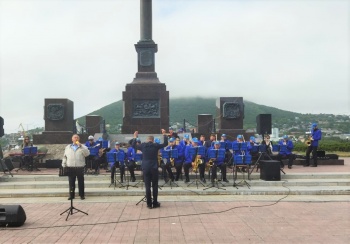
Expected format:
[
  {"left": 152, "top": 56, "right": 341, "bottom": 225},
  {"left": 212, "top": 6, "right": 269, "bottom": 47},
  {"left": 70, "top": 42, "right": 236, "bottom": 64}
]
[{"left": 60, "top": 187, "right": 88, "bottom": 221}]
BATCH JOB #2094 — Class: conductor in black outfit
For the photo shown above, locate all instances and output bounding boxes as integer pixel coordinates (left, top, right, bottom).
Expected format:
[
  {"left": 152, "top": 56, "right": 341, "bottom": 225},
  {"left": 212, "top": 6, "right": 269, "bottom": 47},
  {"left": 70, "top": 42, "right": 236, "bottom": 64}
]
[{"left": 131, "top": 129, "right": 168, "bottom": 209}]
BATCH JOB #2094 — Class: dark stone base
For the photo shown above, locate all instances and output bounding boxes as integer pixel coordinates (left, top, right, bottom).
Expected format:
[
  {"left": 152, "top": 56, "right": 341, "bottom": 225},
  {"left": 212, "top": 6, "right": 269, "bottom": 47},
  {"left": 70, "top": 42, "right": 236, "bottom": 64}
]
[
  {"left": 33, "top": 132, "right": 88, "bottom": 144},
  {"left": 122, "top": 83, "right": 169, "bottom": 134}
]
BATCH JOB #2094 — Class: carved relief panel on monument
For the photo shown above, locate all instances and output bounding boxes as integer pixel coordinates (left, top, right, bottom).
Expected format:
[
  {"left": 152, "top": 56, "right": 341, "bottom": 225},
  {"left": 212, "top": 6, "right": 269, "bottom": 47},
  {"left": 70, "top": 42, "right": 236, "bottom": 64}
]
[
  {"left": 46, "top": 103, "right": 65, "bottom": 121},
  {"left": 223, "top": 102, "right": 241, "bottom": 119},
  {"left": 140, "top": 49, "right": 153, "bottom": 66},
  {"left": 132, "top": 99, "right": 160, "bottom": 118}
]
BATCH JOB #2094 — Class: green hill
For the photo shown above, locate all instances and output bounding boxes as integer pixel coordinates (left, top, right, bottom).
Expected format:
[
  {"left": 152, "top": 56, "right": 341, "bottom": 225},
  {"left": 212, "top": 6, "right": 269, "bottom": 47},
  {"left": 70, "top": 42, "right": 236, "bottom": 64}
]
[{"left": 80, "top": 97, "right": 308, "bottom": 134}]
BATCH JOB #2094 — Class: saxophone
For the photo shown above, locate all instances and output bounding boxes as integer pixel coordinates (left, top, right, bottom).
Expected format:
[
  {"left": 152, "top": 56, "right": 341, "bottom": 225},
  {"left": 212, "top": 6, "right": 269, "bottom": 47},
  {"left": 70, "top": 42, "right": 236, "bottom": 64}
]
[
  {"left": 305, "top": 135, "right": 312, "bottom": 146},
  {"left": 170, "top": 157, "right": 175, "bottom": 167},
  {"left": 192, "top": 155, "right": 203, "bottom": 173},
  {"left": 205, "top": 158, "right": 214, "bottom": 172}
]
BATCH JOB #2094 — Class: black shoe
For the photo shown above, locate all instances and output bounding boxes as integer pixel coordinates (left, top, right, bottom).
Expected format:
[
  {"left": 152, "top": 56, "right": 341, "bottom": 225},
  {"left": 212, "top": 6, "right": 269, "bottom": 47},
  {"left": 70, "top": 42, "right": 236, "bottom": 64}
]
[
  {"left": 171, "top": 178, "right": 175, "bottom": 182},
  {"left": 223, "top": 179, "right": 229, "bottom": 183},
  {"left": 201, "top": 178, "right": 206, "bottom": 183},
  {"left": 147, "top": 205, "right": 152, "bottom": 209},
  {"left": 288, "top": 166, "right": 292, "bottom": 169},
  {"left": 68, "top": 196, "right": 75, "bottom": 200},
  {"left": 185, "top": 180, "right": 190, "bottom": 183},
  {"left": 153, "top": 202, "right": 161, "bottom": 208},
  {"left": 80, "top": 196, "right": 85, "bottom": 200},
  {"left": 111, "top": 180, "right": 114, "bottom": 184},
  {"left": 310, "top": 164, "right": 317, "bottom": 167},
  {"left": 131, "top": 177, "right": 136, "bottom": 182},
  {"left": 304, "top": 164, "right": 310, "bottom": 167},
  {"left": 175, "top": 178, "right": 179, "bottom": 182}
]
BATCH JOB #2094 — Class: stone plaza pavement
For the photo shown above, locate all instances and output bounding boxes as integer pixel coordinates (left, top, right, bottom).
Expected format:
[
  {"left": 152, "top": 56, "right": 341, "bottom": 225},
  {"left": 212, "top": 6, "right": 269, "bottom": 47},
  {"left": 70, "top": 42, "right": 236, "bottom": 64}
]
[{"left": 0, "top": 159, "right": 349, "bottom": 243}]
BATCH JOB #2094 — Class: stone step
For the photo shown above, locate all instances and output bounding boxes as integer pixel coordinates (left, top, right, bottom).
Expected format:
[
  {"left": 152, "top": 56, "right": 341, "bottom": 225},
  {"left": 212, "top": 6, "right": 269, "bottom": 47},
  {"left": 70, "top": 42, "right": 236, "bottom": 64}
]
[
  {"left": 1, "top": 172, "right": 350, "bottom": 182},
  {"left": 0, "top": 178, "right": 349, "bottom": 190},
  {"left": 0, "top": 185, "right": 349, "bottom": 198}
]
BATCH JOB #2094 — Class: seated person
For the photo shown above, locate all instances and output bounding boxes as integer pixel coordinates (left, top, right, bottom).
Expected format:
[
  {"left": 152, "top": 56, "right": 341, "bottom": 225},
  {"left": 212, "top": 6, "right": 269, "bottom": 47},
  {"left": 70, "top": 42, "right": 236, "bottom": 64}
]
[
  {"left": 261, "top": 135, "right": 273, "bottom": 156},
  {"left": 164, "top": 137, "right": 183, "bottom": 182},
  {"left": 109, "top": 142, "right": 125, "bottom": 183},
  {"left": 21, "top": 136, "right": 34, "bottom": 170},
  {"left": 126, "top": 143, "right": 137, "bottom": 182},
  {"left": 208, "top": 141, "right": 229, "bottom": 184},
  {"left": 277, "top": 135, "right": 294, "bottom": 169},
  {"left": 247, "top": 136, "right": 259, "bottom": 160},
  {"left": 85, "top": 135, "right": 100, "bottom": 174}
]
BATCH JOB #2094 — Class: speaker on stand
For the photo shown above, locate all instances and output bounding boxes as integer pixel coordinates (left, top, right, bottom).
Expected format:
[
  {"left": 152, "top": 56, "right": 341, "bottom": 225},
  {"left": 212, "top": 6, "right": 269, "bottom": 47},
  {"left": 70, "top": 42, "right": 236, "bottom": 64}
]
[{"left": 256, "top": 114, "right": 272, "bottom": 135}]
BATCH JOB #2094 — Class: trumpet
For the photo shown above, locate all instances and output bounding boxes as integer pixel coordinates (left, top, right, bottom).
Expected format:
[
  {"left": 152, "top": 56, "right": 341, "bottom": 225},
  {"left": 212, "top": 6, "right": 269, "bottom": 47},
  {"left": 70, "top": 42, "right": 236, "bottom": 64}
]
[{"left": 192, "top": 155, "right": 203, "bottom": 173}]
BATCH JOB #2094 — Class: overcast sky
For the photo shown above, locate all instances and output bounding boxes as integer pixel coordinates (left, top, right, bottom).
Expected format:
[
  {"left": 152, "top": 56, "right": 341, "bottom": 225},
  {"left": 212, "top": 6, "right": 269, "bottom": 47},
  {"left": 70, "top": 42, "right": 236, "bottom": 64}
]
[{"left": 0, "top": 0, "right": 349, "bottom": 133}]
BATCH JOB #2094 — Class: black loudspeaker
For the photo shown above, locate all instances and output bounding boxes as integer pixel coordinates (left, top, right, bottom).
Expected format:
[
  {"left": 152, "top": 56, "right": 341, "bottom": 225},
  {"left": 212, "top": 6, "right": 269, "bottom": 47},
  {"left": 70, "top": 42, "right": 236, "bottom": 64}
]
[
  {"left": 0, "top": 116, "right": 4, "bottom": 137},
  {"left": 45, "top": 159, "right": 62, "bottom": 168},
  {"left": 0, "top": 158, "right": 15, "bottom": 172},
  {"left": 256, "top": 114, "right": 272, "bottom": 135},
  {"left": 0, "top": 205, "right": 27, "bottom": 227},
  {"left": 316, "top": 150, "right": 326, "bottom": 158},
  {"left": 260, "top": 160, "right": 281, "bottom": 181}
]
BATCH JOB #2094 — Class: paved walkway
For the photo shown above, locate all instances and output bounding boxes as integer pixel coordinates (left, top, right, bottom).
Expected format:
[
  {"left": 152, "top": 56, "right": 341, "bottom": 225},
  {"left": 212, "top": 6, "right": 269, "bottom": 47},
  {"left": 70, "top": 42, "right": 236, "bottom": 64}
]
[{"left": 0, "top": 158, "right": 349, "bottom": 243}]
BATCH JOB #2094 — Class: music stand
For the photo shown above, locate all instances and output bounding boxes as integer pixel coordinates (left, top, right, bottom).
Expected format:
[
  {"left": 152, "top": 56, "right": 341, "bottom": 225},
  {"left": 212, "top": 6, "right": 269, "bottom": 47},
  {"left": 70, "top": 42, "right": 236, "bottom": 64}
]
[
  {"left": 21, "top": 147, "right": 37, "bottom": 171},
  {"left": 233, "top": 155, "right": 252, "bottom": 188},
  {"left": 203, "top": 149, "right": 226, "bottom": 191},
  {"left": 60, "top": 186, "right": 88, "bottom": 221},
  {"left": 107, "top": 152, "right": 125, "bottom": 189},
  {"left": 161, "top": 149, "right": 179, "bottom": 188},
  {"left": 187, "top": 146, "right": 206, "bottom": 189}
]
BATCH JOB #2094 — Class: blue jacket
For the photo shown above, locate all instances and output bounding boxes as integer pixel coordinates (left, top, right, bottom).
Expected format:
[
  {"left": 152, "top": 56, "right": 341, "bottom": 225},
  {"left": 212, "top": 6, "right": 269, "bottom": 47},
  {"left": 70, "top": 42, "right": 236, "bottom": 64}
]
[
  {"left": 126, "top": 147, "right": 136, "bottom": 161},
  {"left": 278, "top": 140, "right": 294, "bottom": 155},
  {"left": 311, "top": 129, "right": 322, "bottom": 147},
  {"left": 109, "top": 148, "right": 126, "bottom": 166}
]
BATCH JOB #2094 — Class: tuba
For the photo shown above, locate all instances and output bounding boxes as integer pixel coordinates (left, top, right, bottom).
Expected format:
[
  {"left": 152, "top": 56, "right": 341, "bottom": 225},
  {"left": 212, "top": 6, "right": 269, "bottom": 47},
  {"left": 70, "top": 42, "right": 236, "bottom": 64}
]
[{"left": 192, "top": 155, "right": 203, "bottom": 173}]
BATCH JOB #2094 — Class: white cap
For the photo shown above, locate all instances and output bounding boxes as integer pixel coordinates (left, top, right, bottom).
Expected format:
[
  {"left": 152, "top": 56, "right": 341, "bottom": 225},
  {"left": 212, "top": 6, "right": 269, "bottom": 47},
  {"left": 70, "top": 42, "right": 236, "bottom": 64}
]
[{"left": 88, "top": 135, "right": 94, "bottom": 140}]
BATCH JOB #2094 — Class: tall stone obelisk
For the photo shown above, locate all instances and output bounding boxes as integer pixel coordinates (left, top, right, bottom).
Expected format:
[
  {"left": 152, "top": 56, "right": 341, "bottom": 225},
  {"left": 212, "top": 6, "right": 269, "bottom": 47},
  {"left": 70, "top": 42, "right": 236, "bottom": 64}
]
[{"left": 122, "top": 0, "right": 169, "bottom": 134}]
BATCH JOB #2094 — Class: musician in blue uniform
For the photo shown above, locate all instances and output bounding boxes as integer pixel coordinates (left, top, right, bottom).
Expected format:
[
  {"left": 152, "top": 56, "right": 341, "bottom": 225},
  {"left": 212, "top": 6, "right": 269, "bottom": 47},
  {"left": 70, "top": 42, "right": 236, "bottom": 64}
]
[
  {"left": 197, "top": 136, "right": 207, "bottom": 183},
  {"left": 277, "top": 135, "right": 294, "bottom": 169},
  {"left": 125, "top": 143, "right": 137, "bottom": 182},
  {"left": 85, "top": 135, "right": 100, "bottom": 174},
  {"left": 305, "top": 123, "right": 322, "bottom": 167},
  {"left": 247, "top": 136, "right": 259, "bottom": 160},
  {"left": 183, "top": 138, "right": 196, "bottom": 183},
  {"left": 109, "top": 142, "right": 126, "bottom": 183},
  {"left": 232, "top": 135, "right": 247, "bottom": 156},
  {"left": 162, "top": 138, "right": 180, "bottom": 182},
  {"left": 208, "top": 141, "right": 229, "bottom": 183},
  {"left": 131, "top": 129, "right": 168, "bottom": 209}
]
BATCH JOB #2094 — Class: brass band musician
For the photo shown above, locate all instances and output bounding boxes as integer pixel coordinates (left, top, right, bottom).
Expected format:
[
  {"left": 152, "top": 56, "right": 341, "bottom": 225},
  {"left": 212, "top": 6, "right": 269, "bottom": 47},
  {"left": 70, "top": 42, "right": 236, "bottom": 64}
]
[{"left": 208, "top": 141, "right": 229, "bottom": 184}]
